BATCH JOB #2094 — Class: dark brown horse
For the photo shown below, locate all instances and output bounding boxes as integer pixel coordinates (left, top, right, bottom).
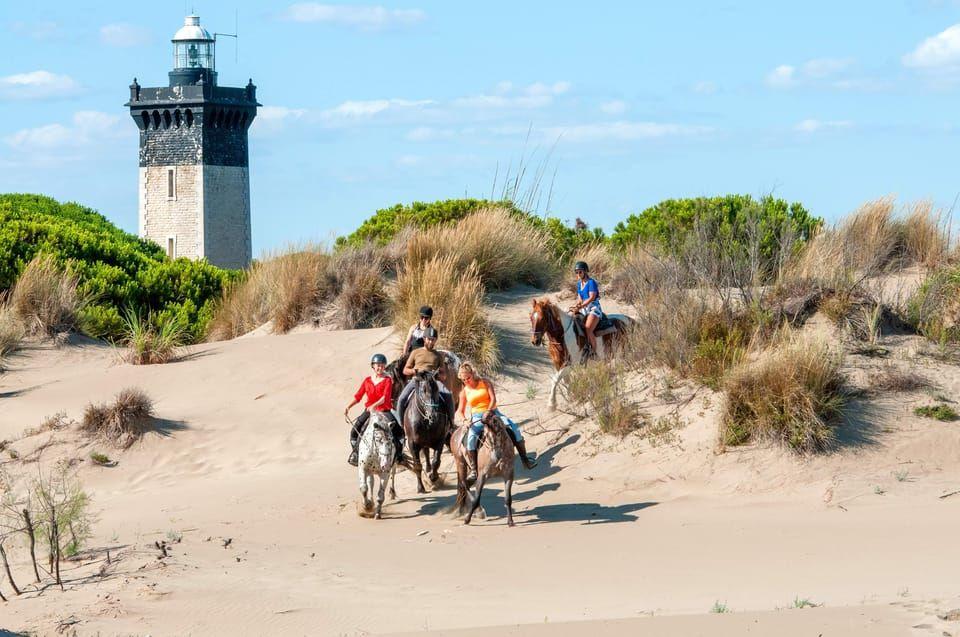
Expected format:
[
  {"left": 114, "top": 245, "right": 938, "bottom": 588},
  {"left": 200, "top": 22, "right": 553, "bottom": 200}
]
[
  {"left": 529, "top": 298, "right": 632, "bottom": 409},
  {"left": 450, "top": 412, "right": 517, "bottom": 526},
  {"left": 401, "top": 370, "right": 451, "bottom": 493}
]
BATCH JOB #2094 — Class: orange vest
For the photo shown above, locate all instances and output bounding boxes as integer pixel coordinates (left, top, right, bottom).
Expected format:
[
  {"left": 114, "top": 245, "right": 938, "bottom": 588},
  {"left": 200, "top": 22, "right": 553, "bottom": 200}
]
[{"left": 464, "top": 380, "right": 492, "bottom": 415}]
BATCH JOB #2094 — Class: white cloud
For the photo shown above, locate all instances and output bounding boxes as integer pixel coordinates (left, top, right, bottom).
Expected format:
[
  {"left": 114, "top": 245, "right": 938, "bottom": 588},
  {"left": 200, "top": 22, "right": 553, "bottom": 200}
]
[
  {"left": 251, "top": 106, "right": 308, "bottom": 135},
  {"left": 321, "top": 98, "right": 433, "bottom": 119},
  {"left": 765, "top": 65, "right": 796, "bottom": 88},
  {"left": 279, "top": 3, "right": 425, "bottom": 30},
  {"left": 600, "top": 100, "right": 627, "bottom": 115},
  {"left": 767, "top": 58, "right": 858, "bottom": 89},
  {"left": 692, "top": 81, "right": 717, "bottom": 95},
  {"left": 9, "top": 21, "right": 61, "bottom": 40},
  {"left": 795, "top": 119, "right": 852, "bottom": 133},
  {"left": 542, "top": 121, "right": 713, "bottom": 143},
  {"left": 454, "top": 81, "right": 571, "bottom": 110},
  {"left": 0, "top": 70, "right": 81, "bottom": 100},
  {"left": 904, "top": 24, "right": 960, "bottom": 69},
  {"left": 801, "top": 57, "right": 855, "bottom": 78},
  {"left": 396, "top": 154, "right": 422, "bottom": 167},
  {"left": 100, "top": 23, "right": 151, "bottom": 47},
  {"left": 6, "top": 111, "right": 124, "bottom": 152}
]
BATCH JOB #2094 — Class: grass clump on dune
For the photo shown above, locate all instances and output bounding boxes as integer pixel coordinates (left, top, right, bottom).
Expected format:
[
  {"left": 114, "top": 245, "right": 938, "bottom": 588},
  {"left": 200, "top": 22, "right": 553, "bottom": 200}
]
[
  {"left": 721, "top": 338, "right": 848, "bottom": 453},
  {"left": 906, "top": 266, "right": 960, "bottom": 345},
  {"left": 6, "top": 254, "right": 84, "bottom": 338},
  {"left": 914, "top": 404, "right": 959, "bottom": 422},
  {"left": 208, "top": 247, "right": 336, "bottom": 339},
  {"left": 81, "top": 387, "right": 155, "bottom": 449},
  {"left": 401, "top": 206, "right": 559, "bottom": 290},
  {"left": 394, "top": 255, "right": 498, "bottom": 368},
  {"left": 121, "top": 308, "right": 188, "bottom": 365},
  {"left": 331, "top": 246, "right": 390, "bottom": 329},
  {"left": 566, "top": 360, "right": 642, "bottom": 435}
]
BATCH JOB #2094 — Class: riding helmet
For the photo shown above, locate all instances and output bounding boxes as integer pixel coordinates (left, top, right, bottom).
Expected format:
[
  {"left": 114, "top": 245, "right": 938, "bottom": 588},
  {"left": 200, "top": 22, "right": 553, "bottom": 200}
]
[
  {"left": 574, "top": 261, "right": 589, "bottom": 273},
  {"left": 419, "top": 305, "right": 434, "bottom": 318},
  {"left": 370, "top": 353, "right": 388, "bottom": 365},
  {"left": 422, "top": 327, "right": 439, "bottom": 339}
]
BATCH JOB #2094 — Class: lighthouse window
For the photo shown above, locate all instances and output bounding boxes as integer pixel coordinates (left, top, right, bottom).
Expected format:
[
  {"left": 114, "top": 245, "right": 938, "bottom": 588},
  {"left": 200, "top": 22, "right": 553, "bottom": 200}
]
[{"left": 167, "top": 168, "right": 176, "bottom": 199}]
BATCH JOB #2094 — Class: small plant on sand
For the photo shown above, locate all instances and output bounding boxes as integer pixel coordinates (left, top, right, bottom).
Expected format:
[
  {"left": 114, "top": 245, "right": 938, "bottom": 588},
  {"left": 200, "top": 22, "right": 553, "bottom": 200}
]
[
  {"left": 566, "top": 360, "right": 642, "bottom": 435},
  {"left": 907, "top": 266, "right": 960, "bottom": 345},
  {"left": 644, "top": 414, "right": 683, "bottom": 447},
  {"left": 792, "top": 596, "right": 819, "bottom": 609},
  {"left": 81, "top": 387, "right": 155, "bottom": 448},
  {"left": 525, "top": 382, "right": 538, "bottom": 400},
  {"left": 710, "top": 600, "right": 730, "bottom": 614},
  {"left": 913, "top": 404, "right": 959, "bottom": 422},
  {"left": 121, "top": 308, "right": 188, "bottom": 365},
  {"left": 89, "top": 452, "right": 113, "bottom": 466},
  {"left": 874, "top": 485, "right": 886, "bottom": 495},
  {"left": 32, "top": 461, "right": 92, "bottom": 587},
  {"left": 893, "top": 469, "right": 909, "bottom": 482},
  {"left": 721, "top": 338, "right": 848, "bottom": 453}
]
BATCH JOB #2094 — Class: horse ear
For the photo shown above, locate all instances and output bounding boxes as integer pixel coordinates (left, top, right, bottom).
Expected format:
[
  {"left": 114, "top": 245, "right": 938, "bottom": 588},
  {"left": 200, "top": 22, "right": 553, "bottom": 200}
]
[{"left": 531, "top": 298, "right": 537, "bottom": 308}]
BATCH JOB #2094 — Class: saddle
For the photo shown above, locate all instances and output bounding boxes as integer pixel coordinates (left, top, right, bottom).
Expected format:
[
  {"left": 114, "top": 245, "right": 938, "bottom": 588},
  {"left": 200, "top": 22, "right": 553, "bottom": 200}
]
[{"left": 572, "top": 312, "right": 617, "bottom": 337}]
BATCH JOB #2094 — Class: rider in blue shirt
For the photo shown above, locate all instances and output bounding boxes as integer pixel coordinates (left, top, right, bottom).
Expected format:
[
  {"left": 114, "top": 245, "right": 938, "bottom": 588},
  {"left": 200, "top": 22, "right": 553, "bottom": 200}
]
[{"left": 571, "top": 261, "right": 602, "bottom": 356}]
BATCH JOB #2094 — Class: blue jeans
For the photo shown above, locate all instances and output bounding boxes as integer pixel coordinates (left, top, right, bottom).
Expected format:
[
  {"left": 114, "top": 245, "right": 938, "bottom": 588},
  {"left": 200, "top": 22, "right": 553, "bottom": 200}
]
[{"left": 467, "top": 410, "right": 522, "bottom": 451}]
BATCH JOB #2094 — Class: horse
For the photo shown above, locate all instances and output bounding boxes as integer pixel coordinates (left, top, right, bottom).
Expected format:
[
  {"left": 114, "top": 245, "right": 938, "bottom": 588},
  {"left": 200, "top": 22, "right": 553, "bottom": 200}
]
[
  {"left": 402, "top": 370, "right": 452, "bottom": 493},
  {"left": 357, "top": 411, "right": 398, "bottom": 520},
  {"left": 529, "top": 297, "right": 632, "bottom": 410},
  {"left": 450, "top": 412, "right": 517, "bottom": 526}
]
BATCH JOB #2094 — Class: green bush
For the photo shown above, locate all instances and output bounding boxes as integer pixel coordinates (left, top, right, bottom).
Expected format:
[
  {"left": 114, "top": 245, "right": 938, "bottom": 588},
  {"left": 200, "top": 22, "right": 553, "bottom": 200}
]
[
  {"left": 610, "top": 195, "right": 821, "bottom": 277},
  {"left": 0, "top": 194, "right": 235, "bottom": 342},
  {"left": 335, "top": 198, "right": 603, "bottom": 261}
]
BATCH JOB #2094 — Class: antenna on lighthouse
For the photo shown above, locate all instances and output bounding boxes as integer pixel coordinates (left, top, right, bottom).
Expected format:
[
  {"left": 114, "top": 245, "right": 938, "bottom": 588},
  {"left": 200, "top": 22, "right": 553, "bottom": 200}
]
[{"left": 214, "top": 10, "right": 239, "bottom": 65}]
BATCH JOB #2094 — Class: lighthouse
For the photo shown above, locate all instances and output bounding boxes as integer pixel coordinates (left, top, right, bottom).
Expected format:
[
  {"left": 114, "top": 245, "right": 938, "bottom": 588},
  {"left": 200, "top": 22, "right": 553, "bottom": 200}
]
[{"left": 126, "top": 15, "right": 259, "bottom": 270}]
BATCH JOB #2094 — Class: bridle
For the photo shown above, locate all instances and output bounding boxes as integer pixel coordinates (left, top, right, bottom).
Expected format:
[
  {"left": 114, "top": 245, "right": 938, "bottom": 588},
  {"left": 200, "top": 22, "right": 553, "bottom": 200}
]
[{"left": 414, "top": 373, "right": 442, "bottom": 423}]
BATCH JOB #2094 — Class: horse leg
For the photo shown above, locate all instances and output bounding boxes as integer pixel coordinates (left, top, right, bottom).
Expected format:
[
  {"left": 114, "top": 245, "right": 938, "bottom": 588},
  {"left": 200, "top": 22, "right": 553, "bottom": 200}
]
[
  {"left": 388, "top": 465, "right": 397, "bottom": 500},
  {"left": 548, "top": 371, "right": 560, "bottom": 411},
  {"left": 374, "top": 472, "right": 388, "bottom": 519},
  {"left": 358, "top": 464, "right": 370, "bottom": 511},
  {"left": 413, "top": 445, "right": 427, "bottom": 494},
  {"left": 465, "top": 473, "right": 487, "bottom": 525},
  {"left": 505, "top": 476, "right": 515, "bottom": 527},
  {"left": 453, "top": 458, "right": 468, "bottom": 516},
  {"left": 429, "top": 443, "right": 443, "bottom": 485}
]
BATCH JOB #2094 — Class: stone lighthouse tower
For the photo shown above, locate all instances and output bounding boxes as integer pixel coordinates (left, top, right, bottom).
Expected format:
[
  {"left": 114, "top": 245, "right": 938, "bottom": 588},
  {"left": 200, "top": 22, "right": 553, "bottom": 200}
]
[{"left": 126, "top": 15, "right": 259, "bottom": 269}]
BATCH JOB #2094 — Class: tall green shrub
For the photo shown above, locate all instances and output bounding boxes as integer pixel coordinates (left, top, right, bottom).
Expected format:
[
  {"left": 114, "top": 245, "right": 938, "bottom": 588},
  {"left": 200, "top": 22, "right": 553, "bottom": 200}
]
[{"left": 0, "top": 194, "right": 235, "bottom": 342}]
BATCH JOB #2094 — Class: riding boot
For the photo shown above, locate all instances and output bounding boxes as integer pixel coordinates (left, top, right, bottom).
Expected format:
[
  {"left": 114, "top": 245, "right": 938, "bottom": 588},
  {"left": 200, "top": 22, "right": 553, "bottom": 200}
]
[
  {"left": 514, "top": 439, "right": 538, "bottom": 470},
  {"left": 348, "top": 443, "right": 359, "bottom": 467},
  {"left": 348, "top": 413, "right": 369, "bottom": 466},
  {"left": 466, "top": 449, "right": 479, "bottom": 484}
]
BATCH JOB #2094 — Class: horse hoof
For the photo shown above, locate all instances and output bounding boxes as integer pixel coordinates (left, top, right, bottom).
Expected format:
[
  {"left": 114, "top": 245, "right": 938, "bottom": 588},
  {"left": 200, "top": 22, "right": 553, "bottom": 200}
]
[
  {"left": 374, "top": 512, "right": 382, "bottom": 520},
  {"left": 417, "top": 486, "right": 426, "bottom": 494},
  {"left": 507, "top": 520, "right": 515, "bottom": 527}
]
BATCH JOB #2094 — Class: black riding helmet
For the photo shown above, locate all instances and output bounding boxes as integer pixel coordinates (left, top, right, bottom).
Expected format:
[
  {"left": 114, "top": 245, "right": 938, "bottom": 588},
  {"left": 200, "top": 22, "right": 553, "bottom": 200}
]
[
  {"left": 574, "top": 261, "right": 589, "bottom": 273},
  {"left": 419, "top": 306, "right": 434, "bottom": 319},
  {"left": 370, "top": 353, "right": 388, "bottom": 365},
  {"left": 422, "top": 327, "right": 438, "bottom": 339}
]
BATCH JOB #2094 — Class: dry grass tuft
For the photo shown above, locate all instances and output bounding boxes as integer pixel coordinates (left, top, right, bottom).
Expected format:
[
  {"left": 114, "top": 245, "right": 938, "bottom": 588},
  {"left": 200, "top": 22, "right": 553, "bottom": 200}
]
[
  {"left": 721, "top": 338, "right": 848, "bottom": 453},
  {"left": 331, "top": 246, "right": 390, "bottom": 329},
  {"left": 900, "top": 200, "right": 949, "bottom": 268},
  {"left": 0, "top": 303, "right": 25, "bottom": 368},
  {"left": 6, "top": 254, "right": 83, "bottom": 337},
  {"left": 566, "top": 360, "right": 642, "bottom": 435},
  {"left": 866, "top": 363, "right": 930, "bottom": 393},
  {"left": 81, "top": 387, "right": 154, "bottom": 449},
  {"left": 399, "top": 206, "right": 558, "bottom": 290},
  {"left": 209, "top": 247, "right": 336, "bottom": 339},
  {"left": 394, "top": 255, "right": 498, "bottom": 368}
]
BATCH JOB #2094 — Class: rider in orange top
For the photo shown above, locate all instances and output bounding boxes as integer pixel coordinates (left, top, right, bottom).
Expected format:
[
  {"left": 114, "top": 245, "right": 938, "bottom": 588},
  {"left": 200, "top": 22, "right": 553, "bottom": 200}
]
[{"left": 456, "top": 362, "right": 536, "bottom": 483}]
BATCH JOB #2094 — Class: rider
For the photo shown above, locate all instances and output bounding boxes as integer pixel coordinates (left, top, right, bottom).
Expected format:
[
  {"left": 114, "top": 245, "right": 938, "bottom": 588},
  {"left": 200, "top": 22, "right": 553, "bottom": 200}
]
[
  {"left": 570, "top": 261, "right": 602, "bottom": 357},
  {"left": 403, "top": 306, "right": 434, "bottom": 356},
  {"left": 396, "top": 327, "right": 456, "bottom": 426},
  {"left": 457, "top": 362, "right": 536, "bottom": 483},
  {"left": 344, "top": 353, "right": 405, "bottom": 467}
]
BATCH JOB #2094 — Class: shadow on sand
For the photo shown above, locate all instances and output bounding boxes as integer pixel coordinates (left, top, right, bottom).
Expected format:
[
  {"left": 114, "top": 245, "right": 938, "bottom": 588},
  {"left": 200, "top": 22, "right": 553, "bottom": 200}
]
[{"left": 148, "top": 417, "right": 189, "bottom": 440}]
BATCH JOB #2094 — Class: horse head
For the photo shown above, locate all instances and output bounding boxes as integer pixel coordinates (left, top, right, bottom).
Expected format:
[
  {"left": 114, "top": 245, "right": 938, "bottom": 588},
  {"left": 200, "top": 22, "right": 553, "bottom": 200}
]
[
  {"left": 530, "top": 298, "right": 549, "bottom": 346},
  {"left": 415, "top": 369, "right": 441, "bottom": 403}
]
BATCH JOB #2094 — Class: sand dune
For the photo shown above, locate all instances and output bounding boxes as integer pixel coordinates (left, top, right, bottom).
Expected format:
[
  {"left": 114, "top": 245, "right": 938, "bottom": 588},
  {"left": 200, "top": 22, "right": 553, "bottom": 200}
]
[{"left": 1, "top": 288, "right": 959, "bottom": 636}]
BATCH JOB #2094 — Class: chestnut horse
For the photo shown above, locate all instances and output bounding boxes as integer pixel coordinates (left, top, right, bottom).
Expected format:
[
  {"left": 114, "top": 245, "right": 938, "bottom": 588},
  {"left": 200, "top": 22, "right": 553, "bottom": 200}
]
[
  {"left": 450, "top": 412, "right": 517, "bottom": 526},
  {"left": 529, "top": 297, "right": 631, "bottom": 409}
]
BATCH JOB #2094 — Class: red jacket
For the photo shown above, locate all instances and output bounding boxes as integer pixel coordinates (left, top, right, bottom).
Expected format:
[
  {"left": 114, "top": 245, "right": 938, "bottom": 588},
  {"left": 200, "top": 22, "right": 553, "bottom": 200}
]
[{"left": 354, "top": 376, "right": 393, "bottom": 411}]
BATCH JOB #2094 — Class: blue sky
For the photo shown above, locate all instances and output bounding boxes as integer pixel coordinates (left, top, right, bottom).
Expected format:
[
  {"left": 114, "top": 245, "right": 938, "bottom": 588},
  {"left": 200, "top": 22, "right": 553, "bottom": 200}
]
[{"left": 3, "top": 1, "right": 960, "bottom": 253}]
